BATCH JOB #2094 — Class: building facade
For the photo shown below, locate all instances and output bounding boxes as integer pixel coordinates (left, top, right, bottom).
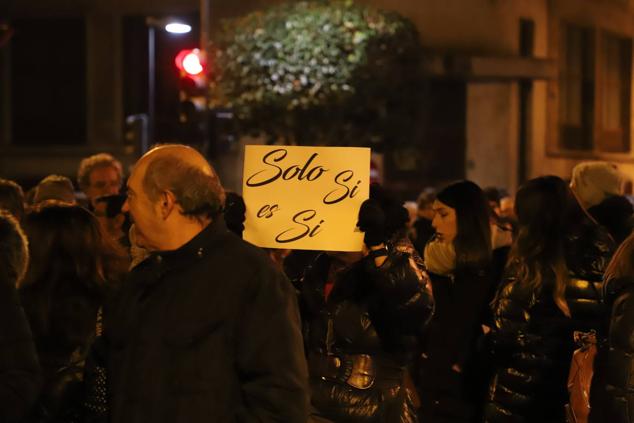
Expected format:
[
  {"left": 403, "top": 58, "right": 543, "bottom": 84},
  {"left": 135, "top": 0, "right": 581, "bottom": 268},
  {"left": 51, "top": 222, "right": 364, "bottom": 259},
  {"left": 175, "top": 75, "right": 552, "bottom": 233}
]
[{"left": 2, "top": 0, "right": 634, "bottom": 194}]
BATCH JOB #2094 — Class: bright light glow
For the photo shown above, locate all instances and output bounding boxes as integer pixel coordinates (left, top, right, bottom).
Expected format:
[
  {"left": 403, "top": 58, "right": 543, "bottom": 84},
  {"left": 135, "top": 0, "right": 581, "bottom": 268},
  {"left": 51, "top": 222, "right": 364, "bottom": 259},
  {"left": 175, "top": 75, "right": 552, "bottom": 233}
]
[
  {"left": 165, "top": 23, "right": 191, "bottom": 34},
  {"left": 182, "top": 52, "right": 203, "bottom": 75}
]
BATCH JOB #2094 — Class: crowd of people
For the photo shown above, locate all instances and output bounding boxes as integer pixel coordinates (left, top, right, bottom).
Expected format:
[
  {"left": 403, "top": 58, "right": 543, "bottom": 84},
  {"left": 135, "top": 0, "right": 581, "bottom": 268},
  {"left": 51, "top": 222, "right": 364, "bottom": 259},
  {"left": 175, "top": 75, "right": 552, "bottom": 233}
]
[{"left": 1, "top": 145, "right": 634, "bottom": 423}]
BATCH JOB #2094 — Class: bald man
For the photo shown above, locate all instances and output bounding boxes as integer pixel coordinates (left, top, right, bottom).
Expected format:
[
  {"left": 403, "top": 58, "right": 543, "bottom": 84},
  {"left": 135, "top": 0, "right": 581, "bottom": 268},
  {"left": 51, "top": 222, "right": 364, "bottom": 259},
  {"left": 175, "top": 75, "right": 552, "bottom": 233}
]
[{"left": 107, "top": 145, "right": 309, "bottom": 422}]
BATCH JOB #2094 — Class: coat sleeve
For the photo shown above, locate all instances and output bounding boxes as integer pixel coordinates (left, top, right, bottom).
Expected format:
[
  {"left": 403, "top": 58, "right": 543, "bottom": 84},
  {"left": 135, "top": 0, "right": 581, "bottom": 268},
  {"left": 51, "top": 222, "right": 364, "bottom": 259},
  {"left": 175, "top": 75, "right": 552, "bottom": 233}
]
[
  {"left": 365, "top": 250, "right": 435, "bottom": 338},
  {"left": 234, "top": 261, "right": 309, "bottom": 423},
  {"left": 609, "top": 287, "right": 634, "bottom": 353},
  {"left": 0, "top": 272, "right": 41, "bottom": 423},
  {"left": 488, "top": 280, "right": 534, "bottom": 358}
]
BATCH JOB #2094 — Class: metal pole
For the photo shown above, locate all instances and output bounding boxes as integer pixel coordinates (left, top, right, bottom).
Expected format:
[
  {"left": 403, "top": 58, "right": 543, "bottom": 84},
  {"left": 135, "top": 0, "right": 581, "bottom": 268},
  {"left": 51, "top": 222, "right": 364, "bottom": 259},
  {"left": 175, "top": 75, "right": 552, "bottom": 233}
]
[
  {"left": 200, "top": 0, "right": 210, "bottom": 52},
  {"left": 147, "top": 23, "right": 156, "bottom": 151},
  {"left": 126, "top": 114, "right": 149, "bottom": 155},
  {"left": 200, "top": 0, "right": 211, "bottom": 157}
]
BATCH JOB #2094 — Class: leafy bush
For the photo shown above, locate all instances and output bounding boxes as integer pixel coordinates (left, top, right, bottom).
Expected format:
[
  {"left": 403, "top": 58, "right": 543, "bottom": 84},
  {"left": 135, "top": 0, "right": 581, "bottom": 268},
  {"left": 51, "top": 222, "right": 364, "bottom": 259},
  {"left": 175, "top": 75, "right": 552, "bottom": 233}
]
[{"left": 210, "top": 0, "right": 424, "bottom": 146}]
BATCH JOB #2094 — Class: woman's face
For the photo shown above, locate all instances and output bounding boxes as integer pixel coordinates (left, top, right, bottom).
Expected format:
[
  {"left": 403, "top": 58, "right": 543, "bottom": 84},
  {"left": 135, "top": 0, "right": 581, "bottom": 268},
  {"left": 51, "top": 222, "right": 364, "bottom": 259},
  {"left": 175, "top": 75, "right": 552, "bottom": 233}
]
[{"left": 431, "top": 200, "right": 458, "bottom": 243}]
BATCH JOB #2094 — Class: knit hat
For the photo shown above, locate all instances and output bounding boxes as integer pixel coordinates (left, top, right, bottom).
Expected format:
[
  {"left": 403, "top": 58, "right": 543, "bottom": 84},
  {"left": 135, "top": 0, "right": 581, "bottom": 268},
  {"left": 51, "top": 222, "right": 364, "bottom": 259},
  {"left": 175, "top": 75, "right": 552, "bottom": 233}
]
[{"left": 570, "top": 161, "right": 624, "bottom": 209}]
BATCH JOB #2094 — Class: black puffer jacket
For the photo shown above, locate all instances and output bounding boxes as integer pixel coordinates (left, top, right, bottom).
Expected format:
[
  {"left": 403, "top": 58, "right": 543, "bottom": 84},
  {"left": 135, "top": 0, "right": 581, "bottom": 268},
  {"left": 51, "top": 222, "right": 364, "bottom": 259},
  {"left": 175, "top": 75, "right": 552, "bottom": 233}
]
[
  {"left": 588, "top": 195, "right": 633, "bottom": 245},
  {"left": 485, "top": 224, "right": 613, "bottom": 423},
  {"left": 589, "top": 276, "right": 634, "bottom": 423},
  {"left": 416, "top": 247, "right": 509, "bottom": 423},
  {"left": 299, "top": 241, "right": 434, "bottom": 422}
]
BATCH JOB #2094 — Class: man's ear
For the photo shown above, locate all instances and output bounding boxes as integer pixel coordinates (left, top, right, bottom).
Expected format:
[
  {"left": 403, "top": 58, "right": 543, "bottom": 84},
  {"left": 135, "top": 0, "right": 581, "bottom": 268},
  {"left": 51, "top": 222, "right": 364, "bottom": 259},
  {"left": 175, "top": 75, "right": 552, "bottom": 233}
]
[{"left": 159, "top": 191, "right": 177, "bottom": 220}]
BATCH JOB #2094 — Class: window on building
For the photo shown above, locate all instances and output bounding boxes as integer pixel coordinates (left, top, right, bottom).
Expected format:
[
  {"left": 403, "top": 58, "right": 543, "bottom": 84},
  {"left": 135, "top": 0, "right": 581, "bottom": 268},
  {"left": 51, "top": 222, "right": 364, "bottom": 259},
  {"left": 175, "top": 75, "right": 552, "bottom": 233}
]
[
  {"left": 10, "top": 18, "right": 86, "bottom": 146},
  {"left": 559, "top": 24, "right": 594, "bottom": 151},
  {"left": 598, "top": 32, "right": 631, "bottom": 153},
  {"left": 558, "top": 24, "right": 632, "bottom": 154}
]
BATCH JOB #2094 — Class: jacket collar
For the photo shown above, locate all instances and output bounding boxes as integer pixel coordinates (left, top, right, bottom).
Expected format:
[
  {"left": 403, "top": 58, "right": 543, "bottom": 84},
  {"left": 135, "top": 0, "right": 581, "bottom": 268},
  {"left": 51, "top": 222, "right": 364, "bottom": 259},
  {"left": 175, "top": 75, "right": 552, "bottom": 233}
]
[{"left": 143, "top": 217, "right": 231, "bottom": 273}]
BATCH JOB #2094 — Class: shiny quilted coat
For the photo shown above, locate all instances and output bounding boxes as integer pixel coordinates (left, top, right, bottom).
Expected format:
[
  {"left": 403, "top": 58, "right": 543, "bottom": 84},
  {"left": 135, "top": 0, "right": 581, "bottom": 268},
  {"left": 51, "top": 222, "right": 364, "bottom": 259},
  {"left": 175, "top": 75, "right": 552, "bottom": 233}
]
[
  {"left": 299, "top": 240, "right": 434, "bottom": 422},
  {"left": 484, "top": 223, "right": 614, "bottom": 423},
  {"left": 589, "top": 276, "right": 634, "bottom": 423}
]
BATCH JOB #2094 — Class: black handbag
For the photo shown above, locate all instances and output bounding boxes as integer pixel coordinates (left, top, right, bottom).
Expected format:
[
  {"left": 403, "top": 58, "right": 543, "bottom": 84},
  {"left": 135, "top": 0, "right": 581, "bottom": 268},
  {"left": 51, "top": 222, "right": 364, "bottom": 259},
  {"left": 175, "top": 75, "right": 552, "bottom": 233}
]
[
  {"left": 28, "top": 308, "right": 109, "bottom": 423},
  {"left": 81, "top": 336, "right": 109, "bottom": 423}
]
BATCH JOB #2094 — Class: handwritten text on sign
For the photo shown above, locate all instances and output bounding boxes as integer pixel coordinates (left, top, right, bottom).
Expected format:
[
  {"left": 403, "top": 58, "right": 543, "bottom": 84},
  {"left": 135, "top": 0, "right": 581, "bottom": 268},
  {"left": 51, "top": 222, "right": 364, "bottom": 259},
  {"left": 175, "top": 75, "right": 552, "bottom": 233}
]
[{"left": 243, "top": 145, "right": 370, "bottom": 251}]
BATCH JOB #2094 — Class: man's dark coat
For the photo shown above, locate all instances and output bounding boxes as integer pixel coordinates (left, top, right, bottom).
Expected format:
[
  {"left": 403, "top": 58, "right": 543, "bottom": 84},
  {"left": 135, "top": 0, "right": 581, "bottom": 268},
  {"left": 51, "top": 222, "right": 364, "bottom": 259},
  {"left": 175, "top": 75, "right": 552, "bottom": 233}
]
[{"left": 106, "top": 219, "right": 309, "bottom": 422}]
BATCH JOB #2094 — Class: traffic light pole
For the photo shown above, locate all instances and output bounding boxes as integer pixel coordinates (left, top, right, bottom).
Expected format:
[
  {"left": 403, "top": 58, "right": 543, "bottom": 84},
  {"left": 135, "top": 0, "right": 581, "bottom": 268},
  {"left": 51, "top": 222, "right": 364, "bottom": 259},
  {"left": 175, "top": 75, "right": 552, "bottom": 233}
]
[
  {"left": 200, "top": 0, "right": 211, "bottom": 157},
  {"left": 145, "top": 16, "right": 192, "bottom": 155},
  {"left": 147, "top": 23, "right": 156, "bottom": 151},
  {"left": 200, "top": 0, "right": 210, "bottom": 55}
]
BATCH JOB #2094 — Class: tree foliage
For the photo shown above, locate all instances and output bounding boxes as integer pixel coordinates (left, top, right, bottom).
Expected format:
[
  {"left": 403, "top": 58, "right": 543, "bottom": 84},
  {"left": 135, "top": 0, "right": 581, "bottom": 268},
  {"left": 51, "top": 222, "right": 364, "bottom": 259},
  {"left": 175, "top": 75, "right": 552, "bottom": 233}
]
[{"left": 210, "top": 0, "right": 424, "bottom": 146}]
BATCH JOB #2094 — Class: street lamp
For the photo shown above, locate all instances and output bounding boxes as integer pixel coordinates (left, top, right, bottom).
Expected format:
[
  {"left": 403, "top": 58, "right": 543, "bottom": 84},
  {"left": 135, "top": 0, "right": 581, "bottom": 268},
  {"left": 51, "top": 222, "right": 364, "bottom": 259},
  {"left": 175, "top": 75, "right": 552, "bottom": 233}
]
[
  {"left": 145, "top": 17, "right": 191, "bottom": 153},
  {"left": 165, "top": 23, "right": 192, "bottom": 34}
]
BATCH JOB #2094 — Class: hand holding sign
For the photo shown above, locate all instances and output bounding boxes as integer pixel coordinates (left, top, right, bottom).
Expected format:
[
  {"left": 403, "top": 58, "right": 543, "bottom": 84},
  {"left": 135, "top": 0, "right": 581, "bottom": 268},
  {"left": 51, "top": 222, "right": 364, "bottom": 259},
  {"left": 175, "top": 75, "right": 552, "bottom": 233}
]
[{"left": 243, "top": 146, "right": 370, "bottom": 252}]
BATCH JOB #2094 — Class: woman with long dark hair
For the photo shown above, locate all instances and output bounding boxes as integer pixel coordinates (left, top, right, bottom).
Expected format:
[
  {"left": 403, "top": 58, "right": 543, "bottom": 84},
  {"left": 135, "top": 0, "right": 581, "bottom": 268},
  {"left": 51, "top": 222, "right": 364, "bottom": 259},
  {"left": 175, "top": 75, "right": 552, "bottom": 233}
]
[
  {"left": 19, "top": 201, "right": 128, "bottom": 422},
  {"left": 485, "top": 175, "right": 614, "bottom": 423},
  {"left": 416, "top": 180, "right": 503, "bottom": 422}
]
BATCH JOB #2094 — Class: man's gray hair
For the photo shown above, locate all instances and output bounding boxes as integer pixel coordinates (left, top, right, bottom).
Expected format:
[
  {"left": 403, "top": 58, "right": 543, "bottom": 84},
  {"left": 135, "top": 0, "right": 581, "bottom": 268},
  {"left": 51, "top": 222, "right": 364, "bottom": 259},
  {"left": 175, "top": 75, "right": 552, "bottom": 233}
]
[
  {"left": 142, "top": 154, "right": 225, "bottom": 219},
  {"left": 77, "top": 153, "right": 123, "bottom": 192},
  {"left": 0, "top": 209, "right": 29, "bottom": 287}
]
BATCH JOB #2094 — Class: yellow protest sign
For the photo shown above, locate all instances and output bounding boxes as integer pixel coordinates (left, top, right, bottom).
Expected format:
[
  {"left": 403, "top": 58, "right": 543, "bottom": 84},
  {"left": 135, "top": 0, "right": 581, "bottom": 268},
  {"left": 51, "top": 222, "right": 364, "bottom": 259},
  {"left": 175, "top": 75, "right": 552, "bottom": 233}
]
[{"left": 242, "top": 145, "right": 370, "bottom": 251}]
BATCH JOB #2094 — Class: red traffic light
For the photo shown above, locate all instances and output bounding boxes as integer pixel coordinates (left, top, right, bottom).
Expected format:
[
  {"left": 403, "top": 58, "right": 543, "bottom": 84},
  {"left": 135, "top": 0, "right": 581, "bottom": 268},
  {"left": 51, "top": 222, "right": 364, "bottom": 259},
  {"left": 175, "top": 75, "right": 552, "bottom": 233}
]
[{"left": 175, "top": 48, "right": 205, "bottom": 77}]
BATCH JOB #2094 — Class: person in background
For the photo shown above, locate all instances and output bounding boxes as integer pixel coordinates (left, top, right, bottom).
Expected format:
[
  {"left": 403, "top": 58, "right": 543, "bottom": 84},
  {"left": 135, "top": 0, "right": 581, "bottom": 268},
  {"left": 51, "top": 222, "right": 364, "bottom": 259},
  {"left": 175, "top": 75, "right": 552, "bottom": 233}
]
[
  {"left": 589, "top": 232, "right": 634, "bottom": 423},
  {"left": 417, "top": 180, "right": 502, "bottom": 423},
  {"left": 586, "top": 195, "right": 633, "bottom": 245},
  {"left": 77, "top": 153, "right": 126, "bottom": 248},
  {"left": 77, "top": 153, "right": 123, "bottom": 209},
  {"left": 0, "top": 210, "right": 41, "bottom": 423},
  {"left": 300, "top": 184, "right": 434, "bottom": 422},
  {"left": 404, "top": 200, "right": 418, "bottom": 243},
  {"left": 109, "top": 144, "right": 309, "bottom": 422},
  {"left": 32, "top": 174, "right": 76, "bottom": 204},
  {"left": 589, "top": 234, "right": 634, "bottom": 423},
  {"left": 223, "top": 191, "right": 246, "bottom": 237},
  {"left": 498, "top": 194, "right": 514, "bottom": 216},
  {"left": 570, "top": 161, "right": 633, "bottom": 245},
  {"left": 485, "top": 176, "right": 614, "bottom": 423},
  {"left": 0, "top": 178, "right": 25, "bottom": 221},
  {"left": 222, "top": 191, "right": 291, "bottom": 271},
  {"left": 483, "top": 188, "right": 513, "bottom": 252},
  {"left": 94, "top": 194, "right": 130, "bottom": 248},
  {"left": 498, "top": 194, "right": 516, "bottom": 231},
  {"left": 483, "top": 187, "right": 505, "bottom": 218},
  {"left": 19, "top": 202, "right": 128, "bottom": 422},
  {"left": 412, "top": 188, "right": 436, "bottom": 256},
  {"left": 570, "top": 161, "right": 624, "bottom": 211},
  {"left": 404, "top": 200, "right": 418, "bottom": 230},
  {"left": 485, "top": 186, "right": 515, "bottom": 234}
]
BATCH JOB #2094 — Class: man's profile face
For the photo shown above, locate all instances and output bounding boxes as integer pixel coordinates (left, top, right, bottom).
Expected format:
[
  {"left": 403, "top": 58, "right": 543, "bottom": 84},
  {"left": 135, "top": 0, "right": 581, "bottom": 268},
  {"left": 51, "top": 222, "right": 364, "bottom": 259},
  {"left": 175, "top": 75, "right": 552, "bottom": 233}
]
[
  {"left": 122, "top": 165, "right": 162, "bottom": 251},
  {"left": 87, "top": 166, "right": 121, "bottom": 205}
]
